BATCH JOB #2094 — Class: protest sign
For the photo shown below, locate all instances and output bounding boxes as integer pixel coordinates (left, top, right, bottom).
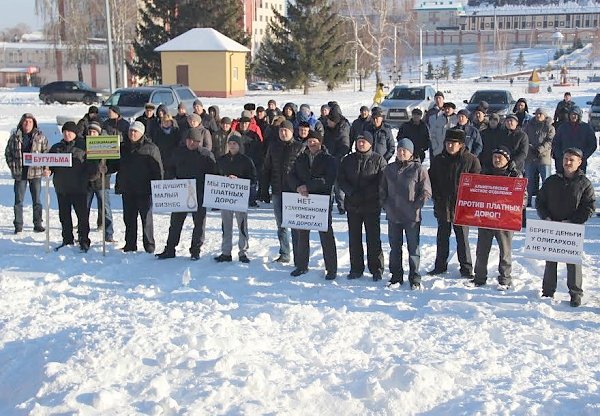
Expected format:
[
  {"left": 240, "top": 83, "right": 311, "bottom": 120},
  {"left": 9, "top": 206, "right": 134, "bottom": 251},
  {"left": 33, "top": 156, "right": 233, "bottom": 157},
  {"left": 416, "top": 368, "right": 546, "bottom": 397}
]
[
  {"left": 523, "top": 219, "right": 585, "bottom": 264},
  {"left": 23, "top": 152, "right": 72, "bottom": 167},
  {"left": 282, "top": 192, "right": 330, "bottom": 232},
  {"left": 86, "top": 135, "right": 120, "bottom": 159},
  {"left": 454, "top": 173, "right": 527, "bottom": 231},
  {"left": 202, "top": 174, "right": 250, "bottom": 212},
  {"left": 151, "top": 179, "right": 198, "bottom": 213}
]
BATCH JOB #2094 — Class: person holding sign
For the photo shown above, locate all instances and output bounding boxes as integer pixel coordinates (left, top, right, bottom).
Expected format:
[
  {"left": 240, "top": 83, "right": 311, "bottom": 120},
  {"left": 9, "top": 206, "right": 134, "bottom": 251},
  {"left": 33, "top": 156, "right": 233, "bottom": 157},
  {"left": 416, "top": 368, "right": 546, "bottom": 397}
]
[
  {"left": 380, "top": 139, "right": 432, "bottom": 289},
  {"left": 428, "top": 128, "right": 481, "bottom": 277},
  {"left": 214, "top": 136, "right": 256, "bottom": 263},
  {"left": 536, "top": 147, "right": 596, "bottom": 307},
  {"left": 5, "top": 113, "right": 48, "bottom": 234},
  {"left": 286, "top": 130, "right": 338, "bottom": 279},
  {"left": 470, "top": 147, "right": 524, "bottom": 290},
  {"left": 45, "top": 122, "right": 98, "bottom": 252},
  {"left": 156, "top": 128, "right": 217, "bottom": 260}
]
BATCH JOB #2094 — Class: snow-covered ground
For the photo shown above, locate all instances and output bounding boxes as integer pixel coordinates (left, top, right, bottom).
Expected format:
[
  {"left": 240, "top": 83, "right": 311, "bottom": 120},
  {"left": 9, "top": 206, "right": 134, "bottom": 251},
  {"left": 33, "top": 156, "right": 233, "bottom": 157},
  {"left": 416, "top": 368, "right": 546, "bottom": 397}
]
[{"left": 1, "top": 57, "right": 600, "bottom": 415}]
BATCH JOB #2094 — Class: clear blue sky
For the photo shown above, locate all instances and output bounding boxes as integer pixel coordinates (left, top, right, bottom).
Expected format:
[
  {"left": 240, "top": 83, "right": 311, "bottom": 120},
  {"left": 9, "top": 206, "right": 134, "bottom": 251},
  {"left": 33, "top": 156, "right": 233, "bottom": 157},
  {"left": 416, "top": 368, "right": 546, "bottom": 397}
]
[{"left": 0, "top": 0, "right": 43, "bottom": 32}]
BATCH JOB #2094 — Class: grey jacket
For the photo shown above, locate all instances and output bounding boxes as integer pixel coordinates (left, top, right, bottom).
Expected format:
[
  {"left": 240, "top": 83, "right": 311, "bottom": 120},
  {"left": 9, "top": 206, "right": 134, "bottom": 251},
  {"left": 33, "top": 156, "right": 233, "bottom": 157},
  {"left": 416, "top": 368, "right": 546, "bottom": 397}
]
[
  {"left": 524, "top": 115, "right": 555, "bottom": 165},
  {"left": 428, "top": 111, "right": 457, "bottom": 157},
  {"left": 380, "top": 159, "right": 432, "bottom": 224}
]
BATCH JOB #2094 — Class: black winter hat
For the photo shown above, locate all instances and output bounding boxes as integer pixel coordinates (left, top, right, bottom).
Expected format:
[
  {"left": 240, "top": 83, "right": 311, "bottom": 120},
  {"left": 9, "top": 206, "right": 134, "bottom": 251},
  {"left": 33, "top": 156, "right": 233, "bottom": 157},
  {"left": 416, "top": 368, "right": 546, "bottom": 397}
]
[
  {"left": 434, "top": 91, "right": 444, "bottom": 98},
  {"left": 328, "top": 112, "right": 342, "bottom": 124},
  {"left": 444, "top": 128, "right": 465, "bottom": 143},
  {"left": 306, "top": 130, "right": 323, "bottom": 142},
  {"left": 227, "top": 135, "right": 242, "bottom": 146},
  {"left": 244, "top": 103, "right": 256, "bottom": 111},
  {"left": 280, "top": 120, "right": 294, "bottom": 131},
  {"left": 357, "top": 131, "right": 374, "bottom": 146},
  {"left": 187, "top": 128, "right": 205, "bottom": 142},
  {"left": 298, "top": 121, "right": 310, "bottom": 128},
  {"left": 62, "top": 121, "right": 78, "bottom": 134},
  {"left": 360, "top": 105, "right": 370, "bottom": 112},
  {"left": 88, "top": 105, "right": 99, "bottom": 114},
  {"left": 108, "top": 105, "right": 121, "bottom": 116},
  {"left": 442, "top": 102, "right": 456, "bottom": 109},
  {"left": 493, "top": 146, "right": 512, "bottom": 161},
  {"left": 411, "top": 108, "right": 423, "bottom": 116},
  {"left": 457, "top": 109, "right": 470, "bottom": 118},
  {"left": 564, "top": 147, "right": 583, "bottom": 158},
  {"left": 87, "top": 121, "right": 102, "bottom": 134}
]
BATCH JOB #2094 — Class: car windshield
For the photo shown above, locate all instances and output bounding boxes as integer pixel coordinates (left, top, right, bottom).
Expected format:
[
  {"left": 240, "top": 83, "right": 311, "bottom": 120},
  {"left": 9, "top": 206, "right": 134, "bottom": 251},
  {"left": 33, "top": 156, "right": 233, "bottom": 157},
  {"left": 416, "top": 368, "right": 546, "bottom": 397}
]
[
  {"left": 592, "top": 95, "right": 600, "bottom": 106},
  {"left": 470, "top": 92, "right": 508, "bottom": 104},
  {"left": 76, "top": 81, "right": 92, "bottom": 90},
  {"left": 387, "top": 87, "right": 425, "bottom": 100},
  {"left": 104, "top": 91, "right": 151, "bottom": 107}
]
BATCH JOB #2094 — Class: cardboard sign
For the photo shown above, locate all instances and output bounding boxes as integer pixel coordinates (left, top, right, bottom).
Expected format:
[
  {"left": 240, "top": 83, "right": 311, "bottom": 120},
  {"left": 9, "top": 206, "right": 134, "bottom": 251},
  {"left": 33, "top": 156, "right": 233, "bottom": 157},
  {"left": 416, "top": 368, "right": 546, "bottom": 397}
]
[
  {"left": 202, "top": 174, "right": 250, "bottom": 212},
  {"left": 86, "top": 135, "right": 120, "bottom": 159},
  {"left": 151, "top": 179, "right": 198, "bottom": 213},
  {"left": 523, "top": 219, "right": 585, "bottom": 264},
  {"left": 282, "top": 192, "right": 330, "bottom": 232},
  {"left": 23, "top": 152, "right": 72, "bottom": 167},
  {"left": 454, "top": 173, "right": 527, "bottom": 231}
]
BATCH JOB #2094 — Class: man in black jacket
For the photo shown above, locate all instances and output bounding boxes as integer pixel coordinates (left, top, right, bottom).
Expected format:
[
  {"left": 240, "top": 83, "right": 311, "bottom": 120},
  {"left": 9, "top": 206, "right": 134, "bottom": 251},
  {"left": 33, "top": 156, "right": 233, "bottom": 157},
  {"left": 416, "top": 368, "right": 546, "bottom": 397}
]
[
  {"left": 156, "top": 128, "right": 217, "bottom": 260},
  {"left": 366, "top": 107, "right": 395, "bottom": 161},
  {"left": 45, "top": 122, "right": 97, "bottom": 252},
  {"left": 338, "top": 131, "right": 387, "bottom": 281},
  {"left": 102, "top": 105, "right": 130, "bottom": 141},
  {"left": 536, "top": 147, "right": 596, "bottom": 307},
  {"left": 109, "top": 121, "right": 163, "bottom": 253},
  {"left": 192, "top": 99, "right": 218, "bottom": 135},
  {"left": 428, "top": 129, "right": 481, "bottom": 277},
  {"left": 287, "top": 130, "right": 338, "bottom": 279},
  {"left": 396, "top": 108, "right": 431, "bottom": 163},
  {"left": 324, "top": 111, "right": 351, "bottom": 214},
  {"left": 262, "top": 120, "right": 304, "bottom": 262},
  {"left": 349, "top": 106, "right": 371, "bottom": 151}
]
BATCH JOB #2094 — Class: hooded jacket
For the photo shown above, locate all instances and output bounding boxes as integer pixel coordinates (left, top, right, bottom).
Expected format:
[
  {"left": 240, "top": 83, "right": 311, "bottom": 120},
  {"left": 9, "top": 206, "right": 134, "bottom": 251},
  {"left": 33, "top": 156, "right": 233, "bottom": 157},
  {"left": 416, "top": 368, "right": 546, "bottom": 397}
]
[
  {"left": 5, "top": 114, "right": 49, "bottom": 180},
  {"left": 512, "top": 99, "right": 532, "bottom": 128},
  {"left": 524, "top": 113, "right": 555, "bottom": 165}
]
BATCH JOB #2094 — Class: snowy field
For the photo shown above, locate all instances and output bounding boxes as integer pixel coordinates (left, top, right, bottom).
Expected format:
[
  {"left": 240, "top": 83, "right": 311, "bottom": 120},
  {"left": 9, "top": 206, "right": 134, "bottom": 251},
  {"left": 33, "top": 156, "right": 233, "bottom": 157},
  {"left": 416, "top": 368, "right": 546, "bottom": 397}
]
[{"left": 1, "top": 55, "right": 600, "bottom": 414}]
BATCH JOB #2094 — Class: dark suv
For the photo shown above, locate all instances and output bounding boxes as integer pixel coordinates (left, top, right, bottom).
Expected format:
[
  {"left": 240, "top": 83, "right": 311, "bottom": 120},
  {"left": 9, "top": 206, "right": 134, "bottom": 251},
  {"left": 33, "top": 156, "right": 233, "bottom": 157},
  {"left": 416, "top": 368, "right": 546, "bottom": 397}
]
[
  {"left": 99, "top": 85, "right": 198, "bottom": 123},
  {"left": 39, "top": 81, "right": 106, "bottom": 105},
  {"left": 586, "top": 93, "right": 600, "bottom": 131},
  {"left": 463, "top": 90, "right": 516, "bottom": 118}
]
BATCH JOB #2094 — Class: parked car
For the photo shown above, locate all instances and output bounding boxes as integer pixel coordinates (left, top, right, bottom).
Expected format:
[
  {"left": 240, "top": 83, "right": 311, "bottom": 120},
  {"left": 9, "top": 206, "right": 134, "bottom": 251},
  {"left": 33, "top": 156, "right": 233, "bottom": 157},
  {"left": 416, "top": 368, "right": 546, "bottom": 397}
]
[
  {"left": 39, "top": 81, "right": 107, "bottom": 105},
  {"left": 248, "top": 81, "right": 273, "bottom": 91},
  {"left": 474, "top": 76, "right": 494, "bottom": 83},
  {"left": 99, "top": 85, "right": 198, "bottom": 123},
  {"left": 587, "top": 93, "right": 600, "bottom": 131},
  {"left": 463, "top": 89, "right": 516, "bottom": 118},
  {"left": 378, "top": 84, "right": 437, "bottom": 127}
]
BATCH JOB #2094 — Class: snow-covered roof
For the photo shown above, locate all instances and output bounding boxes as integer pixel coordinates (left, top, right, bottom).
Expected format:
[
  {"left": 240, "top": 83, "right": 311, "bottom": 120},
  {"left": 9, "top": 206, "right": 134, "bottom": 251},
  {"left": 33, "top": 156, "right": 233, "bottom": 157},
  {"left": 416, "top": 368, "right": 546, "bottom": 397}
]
[
  {"left": 464, "top": 1, "right": 600, "bottom": 16},
  {"left": 154, "top": 28, "right": 250, "bottom": 53},
  {"left": 414, "top": 1, "right": 465, "bottom": 11}
]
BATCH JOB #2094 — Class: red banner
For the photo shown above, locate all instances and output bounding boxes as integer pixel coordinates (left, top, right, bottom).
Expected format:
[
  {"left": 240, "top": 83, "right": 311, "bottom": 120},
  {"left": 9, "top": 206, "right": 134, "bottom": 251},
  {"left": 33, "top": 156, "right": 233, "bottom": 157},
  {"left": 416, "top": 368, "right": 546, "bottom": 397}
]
[{"left": 454, "top": 173, "right": 527, "bottom": 232}]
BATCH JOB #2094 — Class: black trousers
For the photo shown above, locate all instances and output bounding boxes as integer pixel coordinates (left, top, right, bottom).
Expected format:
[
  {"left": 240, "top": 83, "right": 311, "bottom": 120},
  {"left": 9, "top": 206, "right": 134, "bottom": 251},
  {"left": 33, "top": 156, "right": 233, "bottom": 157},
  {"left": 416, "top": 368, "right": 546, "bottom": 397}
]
[
  {"left": 292, "top": 208, "right": 337, "bottom": 273},
  {"left": 543, "top": 262, "right": 583, "bottom": 299},
  {"left": 434, "top": 219, "right": 472, "bottom": 274},
  {"left": 57, "top": 193, "right": 90, "bottom": 246},
  {"left": 165, "top": 208, "right": 207, "bottom": 255},
  {"left": 122, "top": 193, "right": 155, "bottom": 253},
  {"left": 347, "top": 210, "right": 384, "bottom": 275}
]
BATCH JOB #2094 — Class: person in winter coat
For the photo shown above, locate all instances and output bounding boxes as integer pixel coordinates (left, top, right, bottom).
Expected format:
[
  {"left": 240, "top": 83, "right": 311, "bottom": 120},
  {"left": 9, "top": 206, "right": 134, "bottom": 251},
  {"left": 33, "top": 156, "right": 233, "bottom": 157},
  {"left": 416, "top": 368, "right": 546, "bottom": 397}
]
[
  {"left": 428, "top": 102, "right": 458, "bottom": 159},
  {"left": 324, "top": 111, "right": 351, "bottom": 214},
  {"left": 147, "top": 104, "right": 175, "bottom": 141},
  {"left": 208, "top": 105, "right": 221, "bottom": 126},
  {"left": 287, "top": 130, "right": 338, "bottom": 279},
  {"left": 454, "top": 109, "right": 483, "bottom": 156},
  {"left": 266, "top": 99, "right": 282, "bottom": 124},
  {"left": 523, "top": 108, "right": 555, "bottom": 206},
  {"left": 366, "top": 107, "right": 396, "bottom": 161},
  {"left": 214, "top": 136, "right": 257, "bottom": 264},
  {"left": 152, "top": 114, "right": 180, "bottom": 179},
  {"left": 295, "top": 104, "right": 325, "bottom": 138},
  {"left": 156, "top": 129, "right": 217, "bottom": 260},
  {"left": 255, "top": 106, "right": 270, "bottom": 138},
  {"left": 192, "top": 99, "right": 218, "bottom": 135},
  {"left": 318, "top": 104, "right": 330, "bottom": 129},
  {"left": 85, "top": 122, "right": 115, "bottom": 242},
  {"left": 553, "top": 92, "right": 574, "bottom": 125},
  {"left": 478, "top": 114, "right": 505, "bottom": 171},
  {"left": 428, "top": 129, "right": 481, "bottom": 277},
  {"left": 512, "top": 98, "right": 532, "bottom": 128},
  {"left": 135, "top": 103, "right": 156, "bottom": 129},
  {"left": 76, "top": 105, "right": 100, "bottom": 136},
  {"left": 174, "top": 103, "right": 189, "bottom": 131},
  {"left": 350, "top": 106, "right": 372, "bottom": 151},
  {"left": 499, "top": 114, "right": 529, "bottom": 173},
  {"left": 108, "top": 121, "right": 163, "bottom": 253},
  {"left": 536, "top": 147, "right": 596, "bottom": 307},
  {"left": 372, "top": 82, "right": 386, "bottom": 107},
  {"left": 282, "top": 102, "right": 298, "bottom": 125},
  {"left": 424, "top": 91, "right": 445, "bottom": 126},
  {"left": 212, "top": 117, "right": 241, "bottom": 161},
  {"left": 380, "top": 138, "right": 432, "bottom": 288},
  {"left": 236, "top": 115, "right": 264, "bottom": 207},
  {"left": 102, "top": 105, "right": 130, "bottom": 141},
  {"left": 396, "top": 108, "right": 430, "bottom": 163},
  {"left": 5, "top": 113, "right": 48, "bottom": 233},
  {"left": 552, "top": 106, "right": 596, "bottom": 174},
  {"left": 471, "top": 147, "right": 524, "bottom": 289},
  {"left": 470, "top": 101, "right": 489, "bottom": 132},
  {"left": 231, "top": 110, "right": 264, "bottom": 142},
  {"left": 45, "top": 122, "right": 98, "bottom": 252},
  {"left": 261, "top": 120, "right": 304, "bottom": 262},
  {"left": 181, "top": 113, "right": 212, "bottom": 151},
  {"left": 338, "top": 131, "right": 387, "bottom": 281}
]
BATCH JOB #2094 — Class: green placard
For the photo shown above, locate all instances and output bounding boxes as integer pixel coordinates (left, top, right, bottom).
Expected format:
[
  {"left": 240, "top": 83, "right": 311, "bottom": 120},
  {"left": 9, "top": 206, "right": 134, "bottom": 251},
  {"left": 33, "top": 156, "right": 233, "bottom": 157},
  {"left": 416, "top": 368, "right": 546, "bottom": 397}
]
[{"left": 86, "top": 135, "right": 121, "bottom": 160}]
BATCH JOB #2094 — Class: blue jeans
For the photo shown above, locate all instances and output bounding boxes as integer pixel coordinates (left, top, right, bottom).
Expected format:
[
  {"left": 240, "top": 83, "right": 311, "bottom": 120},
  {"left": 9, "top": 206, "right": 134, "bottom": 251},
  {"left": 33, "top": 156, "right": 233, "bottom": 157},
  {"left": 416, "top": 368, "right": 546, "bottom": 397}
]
[
  {"left": 87, "top": 188, "right": 114, "bottom": 239},
  {"left": 14, "top": 178, "right": 42, "bottom": 230},
  {"left": 524, "top": 162, "right": 552, "bottom": 205},
  {"left": 271, "top": 193, "right": 290, "bottom": 257},
  {"left": 388, "top": 221, "right": 421, "bottom": 283}
]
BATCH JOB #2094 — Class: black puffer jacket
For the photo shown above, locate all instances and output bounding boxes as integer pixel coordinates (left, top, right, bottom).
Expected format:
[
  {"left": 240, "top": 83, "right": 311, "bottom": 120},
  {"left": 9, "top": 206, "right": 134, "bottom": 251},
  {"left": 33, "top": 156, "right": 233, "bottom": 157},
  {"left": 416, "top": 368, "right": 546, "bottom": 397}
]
[
  {"left": 536, "top": 170, "right": 595, "bottom": 224},
  {"left": 287, "top": 146, "right": 336, "bottom": 195},
  {"left": 110, "top": 136, "right": 163, "bottom": 195},
  {"left": 238, "top": 128, "right": 264, "bottom": 168},
  {"left": 338, "top": 149, "right": 387, "bottom": 214},
  {"left": 102, "top": 117, "right": 130, "bottom": 141},
  {"left": 504, "top": 127, "right": 529, "bottom": 173},
  {"left": 349, "top": 115, "right": 371, "bottom": 150},
  {"left": 49, "top": 138, "right": 97, "bottom": 194},
  {"left": 429, "top": 148, "right": 481, "bottom": 222},
  {"left": 217, "top": 152, "right": 257, "bottom": 184},
  {"left": 262, "top": 138, "right": 304, "bottom": 195},
  {"left": 168, "top": 146, "right": 217, "bottom": 204},
  {"left": 153, "top": 124, "right": 181, "bottom": 179},
  {"left": 479, "top": 125, "right": 507, "bottom": 170},
  {"left": 323, "top": 121, "right": 350, "bottom": 161},
  {"left": 396, "top": 119, "right": 431, "bottom": 162}
]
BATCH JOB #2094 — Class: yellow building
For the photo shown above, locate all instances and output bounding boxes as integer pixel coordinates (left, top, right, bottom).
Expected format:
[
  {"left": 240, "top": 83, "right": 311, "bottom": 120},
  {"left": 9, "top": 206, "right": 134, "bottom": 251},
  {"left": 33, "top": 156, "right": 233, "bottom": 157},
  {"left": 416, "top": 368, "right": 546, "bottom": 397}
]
[{"left": 155, "top": 28, "right": 250, "bottom": 98}]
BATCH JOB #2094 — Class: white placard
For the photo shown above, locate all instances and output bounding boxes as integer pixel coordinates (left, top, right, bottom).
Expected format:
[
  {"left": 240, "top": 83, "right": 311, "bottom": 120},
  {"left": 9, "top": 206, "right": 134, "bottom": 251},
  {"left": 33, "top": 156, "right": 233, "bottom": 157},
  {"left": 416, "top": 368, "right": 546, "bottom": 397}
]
[
  {"left": 522, "top": 219, "right": 585, "bottom": 264},
  {"left": 282, "top": 192, "right": 330, "bottom": 232},
  {"left": 23, "top": 152, "right": 72, "bottom": 167},
  {"left": 151, "top": 179, "right": 198, "bottom": 213},
  {"left": 202, "top": 174, "right": 250, "bottom": 213}
]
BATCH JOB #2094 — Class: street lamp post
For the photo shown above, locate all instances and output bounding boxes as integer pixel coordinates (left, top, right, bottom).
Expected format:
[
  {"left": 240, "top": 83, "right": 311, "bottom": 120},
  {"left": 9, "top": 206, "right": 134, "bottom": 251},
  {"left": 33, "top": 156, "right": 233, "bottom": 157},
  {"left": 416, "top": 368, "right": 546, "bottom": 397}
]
[{"left": 104, "top": 0, "right": 116, "bottom": 93}]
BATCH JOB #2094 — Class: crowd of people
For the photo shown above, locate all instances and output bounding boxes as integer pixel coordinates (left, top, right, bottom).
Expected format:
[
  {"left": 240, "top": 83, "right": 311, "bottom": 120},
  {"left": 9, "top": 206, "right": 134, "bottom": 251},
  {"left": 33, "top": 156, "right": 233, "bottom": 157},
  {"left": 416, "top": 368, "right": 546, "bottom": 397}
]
[{"left": 4, "top": 90, "right": 597, "bottom": 306}]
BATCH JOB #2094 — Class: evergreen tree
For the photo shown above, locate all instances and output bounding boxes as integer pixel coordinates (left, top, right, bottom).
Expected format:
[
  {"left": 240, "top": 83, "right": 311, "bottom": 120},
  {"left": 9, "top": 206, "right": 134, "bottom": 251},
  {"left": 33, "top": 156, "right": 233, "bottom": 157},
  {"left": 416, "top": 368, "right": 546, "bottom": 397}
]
[
  {"left": 515, "top": 51, "right": 526, "bottom": 71},
  {"left": 452, "top": 51, "right": 463, "bottom": 80},
  {"left": 440, "top": 57, "right": 450, "bottom": 80},
  {"left": 255, "top": 0, "right": 351, "bottom": 94},
  {"left": 425, "top": 61, "right": 434, "bottom": 80}
]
